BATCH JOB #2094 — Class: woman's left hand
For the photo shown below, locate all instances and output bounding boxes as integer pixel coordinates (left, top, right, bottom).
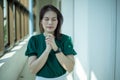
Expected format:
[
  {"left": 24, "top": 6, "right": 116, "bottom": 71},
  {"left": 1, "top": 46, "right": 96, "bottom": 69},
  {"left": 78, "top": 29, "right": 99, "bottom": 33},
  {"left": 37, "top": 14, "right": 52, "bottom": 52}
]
[{"left": 46, "top": 34, "right": 58, "bottom": 51}]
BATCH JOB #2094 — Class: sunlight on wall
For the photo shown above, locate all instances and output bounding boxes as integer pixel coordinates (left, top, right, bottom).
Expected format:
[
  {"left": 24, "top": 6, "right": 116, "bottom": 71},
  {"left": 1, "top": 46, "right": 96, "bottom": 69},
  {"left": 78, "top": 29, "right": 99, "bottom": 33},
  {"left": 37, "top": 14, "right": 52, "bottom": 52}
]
[
  {"left": 74, "top": 57, "right": 87, "bottom": 80},
  {"left": 91, "top": 71, "right": 97, "bottom": 80}
]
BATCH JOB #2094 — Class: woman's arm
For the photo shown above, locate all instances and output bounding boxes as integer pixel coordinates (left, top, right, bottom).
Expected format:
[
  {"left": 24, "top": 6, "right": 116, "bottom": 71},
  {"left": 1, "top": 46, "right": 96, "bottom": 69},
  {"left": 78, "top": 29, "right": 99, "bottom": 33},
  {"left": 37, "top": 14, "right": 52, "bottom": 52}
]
[
  {"left": 28, "top": 38, "right": 52, "bottom": 74},
  {"left": 45, "top": 34, "right": 75, "bottom": 73},
  {"left": 28, "top": 50, "right": 50, "bottom": 74},
  {"left": 55, "top": 53, "right": 75, "bottom": 73}
]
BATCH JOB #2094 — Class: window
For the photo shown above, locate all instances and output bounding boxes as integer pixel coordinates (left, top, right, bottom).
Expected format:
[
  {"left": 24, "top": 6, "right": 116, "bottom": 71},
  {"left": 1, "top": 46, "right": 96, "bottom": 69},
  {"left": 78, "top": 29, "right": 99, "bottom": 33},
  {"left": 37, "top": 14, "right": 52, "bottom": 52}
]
[
  {"left": 0, "top": 0, "right": 30, "bottom": 56},
  {"left": 3, "top": 0, "right": 8, "bottom": 47}
]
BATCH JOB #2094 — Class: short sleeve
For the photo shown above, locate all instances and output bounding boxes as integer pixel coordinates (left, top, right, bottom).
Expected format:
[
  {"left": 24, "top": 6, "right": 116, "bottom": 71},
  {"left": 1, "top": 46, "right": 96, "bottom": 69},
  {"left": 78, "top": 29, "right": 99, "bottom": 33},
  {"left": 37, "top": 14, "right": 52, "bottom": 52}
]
[
  {"left": 25, "top": 36, "right": 37, "bottom": 57},
  {"left": 62, "top": 36, "right": 77, "bottom": 55}
]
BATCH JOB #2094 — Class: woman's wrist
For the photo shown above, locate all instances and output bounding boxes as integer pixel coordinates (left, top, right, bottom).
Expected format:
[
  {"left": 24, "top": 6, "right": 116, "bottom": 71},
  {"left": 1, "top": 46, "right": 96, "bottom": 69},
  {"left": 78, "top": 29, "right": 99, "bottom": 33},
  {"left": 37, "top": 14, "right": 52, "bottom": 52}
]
[
  {"left": 53, "top": 44, "right": 58, "bottom": 51},
  {"left": 54, "top": 48, "right": 62, "bottom": 54},
  {"left": 54, "top": 47, "right": 58, "bottom": 51},
  {"left": 44, "top": 49, "right": 51, "bottom": 54}
]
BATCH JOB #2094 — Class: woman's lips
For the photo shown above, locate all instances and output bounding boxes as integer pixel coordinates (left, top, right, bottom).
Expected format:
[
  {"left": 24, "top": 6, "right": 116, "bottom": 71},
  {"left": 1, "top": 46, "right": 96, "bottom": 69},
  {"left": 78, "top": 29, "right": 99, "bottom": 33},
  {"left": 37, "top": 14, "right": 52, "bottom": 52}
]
[{"left": 47, "top": 26, "right": 53, "bottom": 29}]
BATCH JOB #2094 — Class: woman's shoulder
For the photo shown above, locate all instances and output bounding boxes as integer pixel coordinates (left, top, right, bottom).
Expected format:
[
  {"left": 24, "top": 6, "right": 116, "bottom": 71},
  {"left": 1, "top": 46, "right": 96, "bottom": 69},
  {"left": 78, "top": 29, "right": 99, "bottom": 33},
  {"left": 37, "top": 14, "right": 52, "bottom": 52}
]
[
  {"left": 29, "top": 33, "right": 43, "bottom": 40},
  {"left": 60, "top": 34, "right": 71, "bottom": 41}
]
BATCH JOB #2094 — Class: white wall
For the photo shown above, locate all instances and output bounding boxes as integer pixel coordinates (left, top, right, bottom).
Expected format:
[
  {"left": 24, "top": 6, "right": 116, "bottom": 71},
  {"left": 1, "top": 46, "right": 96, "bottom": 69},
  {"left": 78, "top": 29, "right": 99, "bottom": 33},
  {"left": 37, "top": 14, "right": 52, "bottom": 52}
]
[
  {"left": 115, "top": 0, "right": 120, "bottom": 80},
  {"left": 61, "top": 0, "right": 119, "bottom": 80},
  {"left": 61, "top": 0, "right": 74, "bottom": 39},
  {"left": 74, "top": 0, "right": 89, "bottom": 80},
  {"left": 74, "top": 0, "right": 117, "bottom": 80},
  {"left": 88, "top": 0, "right": 116, "bottom": 80}
]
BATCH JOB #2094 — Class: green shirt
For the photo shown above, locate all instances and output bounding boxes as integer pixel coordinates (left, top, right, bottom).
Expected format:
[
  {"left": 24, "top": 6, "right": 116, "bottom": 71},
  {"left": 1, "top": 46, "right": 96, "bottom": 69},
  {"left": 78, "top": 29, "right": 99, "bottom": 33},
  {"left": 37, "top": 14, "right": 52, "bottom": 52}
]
[{"left": 25, "top": 33, "right": 77, "bottom": 78}]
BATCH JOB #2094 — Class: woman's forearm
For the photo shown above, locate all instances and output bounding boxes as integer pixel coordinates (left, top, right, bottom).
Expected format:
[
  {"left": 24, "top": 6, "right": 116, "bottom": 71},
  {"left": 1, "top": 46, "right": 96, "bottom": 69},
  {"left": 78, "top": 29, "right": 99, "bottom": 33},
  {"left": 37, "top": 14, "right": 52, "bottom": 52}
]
[
  {"left": 28, "top": 51, "right": 49, "bottom": 74},
  {"left": 55, "top": 53, "right": 75, "bottom": 73}
]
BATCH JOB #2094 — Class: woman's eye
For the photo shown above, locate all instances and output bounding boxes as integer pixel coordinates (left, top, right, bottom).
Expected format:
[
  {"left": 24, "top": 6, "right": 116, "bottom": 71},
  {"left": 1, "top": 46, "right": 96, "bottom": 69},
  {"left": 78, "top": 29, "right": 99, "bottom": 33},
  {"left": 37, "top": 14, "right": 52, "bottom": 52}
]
[
  {"left": 44, "top": 18, "right": 49, "bottom": 21},
  {"left": 52, "top": 18, "right": 57, "bottom": 21},
  {"left": 43, "top": 18, "right": 57, "bottom": 21}
]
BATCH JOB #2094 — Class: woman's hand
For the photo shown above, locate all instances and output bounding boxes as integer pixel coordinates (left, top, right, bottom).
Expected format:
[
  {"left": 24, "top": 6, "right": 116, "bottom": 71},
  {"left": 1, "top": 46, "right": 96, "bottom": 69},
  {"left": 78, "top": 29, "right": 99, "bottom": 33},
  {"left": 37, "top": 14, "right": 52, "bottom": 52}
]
[
  {"left": 45, "top": 34, "right": 58, "bottom": 51},
  {"left": 45, "top": 35, "right": 52, "bottom": 53}
]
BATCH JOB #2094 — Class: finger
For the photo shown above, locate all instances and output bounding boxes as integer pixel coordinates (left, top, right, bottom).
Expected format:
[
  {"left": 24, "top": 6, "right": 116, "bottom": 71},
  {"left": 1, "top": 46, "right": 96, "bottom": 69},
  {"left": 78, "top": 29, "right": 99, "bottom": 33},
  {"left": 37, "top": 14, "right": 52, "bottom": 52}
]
[
  {"left": 46, "top": 34, "right": 54, "bottom": 38},
  {"left": 46, "top": 35, "right": 52, "bottom": 39},
  {"left": 45, "top": 39, "right": 52, "bottom": 43},
  {"left": 46, "top": 36, "right": 53, "bottom": 40}
]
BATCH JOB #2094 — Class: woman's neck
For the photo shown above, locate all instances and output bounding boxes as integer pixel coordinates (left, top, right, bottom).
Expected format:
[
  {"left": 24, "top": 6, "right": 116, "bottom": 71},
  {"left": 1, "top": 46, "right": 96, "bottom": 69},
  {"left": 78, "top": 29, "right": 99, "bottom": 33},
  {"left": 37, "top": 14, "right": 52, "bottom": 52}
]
[{"left": 43, "top": 32, "right": 54, "bottom": 36}]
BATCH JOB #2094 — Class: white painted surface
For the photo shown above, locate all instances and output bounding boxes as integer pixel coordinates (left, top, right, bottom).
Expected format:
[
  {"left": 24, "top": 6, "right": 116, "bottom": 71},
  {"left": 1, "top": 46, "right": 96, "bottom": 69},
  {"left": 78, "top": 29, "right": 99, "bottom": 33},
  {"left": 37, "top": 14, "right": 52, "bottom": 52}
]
[
  {"left": 61, "top": 0, "right": 119, "bottom": 80},
  {"left": 115, "top": 0, "right": 120, "bottom": 80},
  {"left": 61, "top": 0, "right": 74, "bottom": 39}
]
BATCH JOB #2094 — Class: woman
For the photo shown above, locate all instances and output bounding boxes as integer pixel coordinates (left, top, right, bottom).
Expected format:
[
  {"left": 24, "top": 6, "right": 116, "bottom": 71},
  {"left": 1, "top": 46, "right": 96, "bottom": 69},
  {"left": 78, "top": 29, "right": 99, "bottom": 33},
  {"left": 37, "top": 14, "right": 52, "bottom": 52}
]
[{"left": 25, "top": 4, "right": 77, "bottom": 80}]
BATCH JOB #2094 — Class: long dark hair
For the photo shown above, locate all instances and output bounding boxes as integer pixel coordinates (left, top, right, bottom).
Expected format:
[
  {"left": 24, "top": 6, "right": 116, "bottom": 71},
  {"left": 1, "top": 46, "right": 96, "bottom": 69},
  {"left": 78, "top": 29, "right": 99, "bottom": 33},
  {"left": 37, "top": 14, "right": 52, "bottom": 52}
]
[{"left": 39, "top": 4, "right": 63, "bottom": 40}]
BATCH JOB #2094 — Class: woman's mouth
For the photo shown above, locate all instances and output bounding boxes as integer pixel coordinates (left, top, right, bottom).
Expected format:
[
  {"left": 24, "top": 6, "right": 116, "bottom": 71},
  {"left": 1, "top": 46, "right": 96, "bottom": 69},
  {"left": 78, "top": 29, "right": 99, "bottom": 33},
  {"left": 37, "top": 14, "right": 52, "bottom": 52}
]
[{"left": 47, "top": 26, "right": 53, "bottom": 29}]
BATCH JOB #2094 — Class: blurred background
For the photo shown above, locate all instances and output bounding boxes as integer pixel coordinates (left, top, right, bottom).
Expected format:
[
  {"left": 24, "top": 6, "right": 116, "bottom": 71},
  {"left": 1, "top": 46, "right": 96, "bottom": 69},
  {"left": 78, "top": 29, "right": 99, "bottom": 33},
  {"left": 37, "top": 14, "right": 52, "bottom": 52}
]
[{"left": 0, "top": 0, "right": 120, "bottom": 80}]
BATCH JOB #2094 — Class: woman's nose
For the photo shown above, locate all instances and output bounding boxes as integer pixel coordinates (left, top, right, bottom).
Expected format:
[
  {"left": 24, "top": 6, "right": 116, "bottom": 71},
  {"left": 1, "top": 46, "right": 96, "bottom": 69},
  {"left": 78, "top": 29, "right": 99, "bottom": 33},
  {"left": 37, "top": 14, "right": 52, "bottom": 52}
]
[{"left": 48, "top": 20, "right": 52, "bottom": 24}]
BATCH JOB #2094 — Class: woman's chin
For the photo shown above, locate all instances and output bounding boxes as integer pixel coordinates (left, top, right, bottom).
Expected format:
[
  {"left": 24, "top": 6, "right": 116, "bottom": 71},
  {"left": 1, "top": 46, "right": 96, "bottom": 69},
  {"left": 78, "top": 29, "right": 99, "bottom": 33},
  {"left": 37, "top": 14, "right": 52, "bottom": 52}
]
[
  {"left": 46, "top": 31, "right": 54, "bottom": 34},
  {"left": 46, "top": 30, "right": 54, "bottom": 33}
]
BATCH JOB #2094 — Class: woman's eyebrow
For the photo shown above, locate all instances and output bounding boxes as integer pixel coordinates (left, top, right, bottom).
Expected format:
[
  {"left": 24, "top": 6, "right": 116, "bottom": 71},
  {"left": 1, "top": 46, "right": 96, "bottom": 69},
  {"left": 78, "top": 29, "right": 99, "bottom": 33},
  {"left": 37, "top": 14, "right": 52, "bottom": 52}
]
[
  {"left": 43, "top": 17, "right": 57, "bottom": 18},
  {"left": 43, "top": 17, "right": 48, "bottom": 18},
  {"left": 53, "top": 17, "right": 57, "bottom": 18}
]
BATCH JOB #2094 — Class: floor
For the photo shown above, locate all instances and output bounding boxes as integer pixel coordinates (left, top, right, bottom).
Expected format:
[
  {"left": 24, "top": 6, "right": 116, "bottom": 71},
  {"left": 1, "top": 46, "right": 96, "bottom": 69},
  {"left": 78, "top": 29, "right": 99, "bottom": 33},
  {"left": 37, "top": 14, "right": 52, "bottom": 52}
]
[{"left": 17, "top": 61, "right": 35, "bottom": 80}]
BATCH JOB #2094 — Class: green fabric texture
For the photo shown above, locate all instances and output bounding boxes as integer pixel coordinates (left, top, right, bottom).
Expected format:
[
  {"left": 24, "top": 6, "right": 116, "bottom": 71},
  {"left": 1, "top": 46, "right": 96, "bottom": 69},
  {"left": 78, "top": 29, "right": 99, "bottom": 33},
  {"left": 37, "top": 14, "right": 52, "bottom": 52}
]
[{"left": 25, "top": 33, "right": 77, "bottom": 78}]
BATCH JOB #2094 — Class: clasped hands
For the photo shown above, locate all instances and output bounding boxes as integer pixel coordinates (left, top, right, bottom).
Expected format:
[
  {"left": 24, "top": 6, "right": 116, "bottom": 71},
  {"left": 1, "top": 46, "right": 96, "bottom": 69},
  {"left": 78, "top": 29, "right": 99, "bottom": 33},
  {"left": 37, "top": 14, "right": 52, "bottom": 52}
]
[{"left": 45, "top": 34, "right": 58, "bottom": 52}]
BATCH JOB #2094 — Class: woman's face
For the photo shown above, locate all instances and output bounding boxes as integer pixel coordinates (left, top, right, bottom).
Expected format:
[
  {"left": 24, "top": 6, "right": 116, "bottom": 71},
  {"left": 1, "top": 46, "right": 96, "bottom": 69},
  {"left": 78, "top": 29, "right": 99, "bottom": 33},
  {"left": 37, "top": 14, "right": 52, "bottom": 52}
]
[{"left": 41, "top": 11, "right": 58, "bottom": 34}]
